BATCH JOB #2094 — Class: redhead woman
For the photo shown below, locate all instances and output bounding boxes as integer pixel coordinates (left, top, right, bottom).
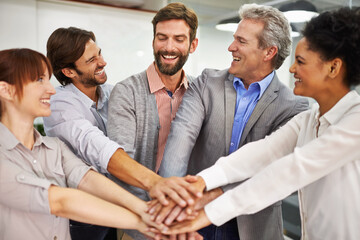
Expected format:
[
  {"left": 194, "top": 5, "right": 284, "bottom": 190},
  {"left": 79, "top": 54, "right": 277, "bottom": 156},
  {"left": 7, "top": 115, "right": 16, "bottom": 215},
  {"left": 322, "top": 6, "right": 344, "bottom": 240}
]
[
  {"left": 0, "top": 48, "right": 166, "bottom": 239},
  {"left": 163, "top": 7, "right": 360, "bottom": 240}
]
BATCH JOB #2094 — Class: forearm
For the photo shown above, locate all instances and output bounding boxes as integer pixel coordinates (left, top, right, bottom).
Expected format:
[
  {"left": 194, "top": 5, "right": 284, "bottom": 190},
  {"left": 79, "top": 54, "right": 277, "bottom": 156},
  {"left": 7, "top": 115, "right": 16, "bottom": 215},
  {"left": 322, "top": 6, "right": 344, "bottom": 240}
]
[
  {"left": 107, "top": 148, "right": 161, "bottom": 191},
  {"left": 48, "top": 185, "right": 142, "bottom": 230},
  {"left": 78, "top": 170, "right": 149, "bottom": 216}
]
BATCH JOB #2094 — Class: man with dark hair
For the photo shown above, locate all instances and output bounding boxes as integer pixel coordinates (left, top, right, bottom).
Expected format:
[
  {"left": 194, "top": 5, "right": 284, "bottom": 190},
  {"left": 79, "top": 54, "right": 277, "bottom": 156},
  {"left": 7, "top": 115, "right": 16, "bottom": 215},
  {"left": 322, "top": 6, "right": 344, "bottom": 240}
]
[
  {"left": 44, "top": 25, "right": 200, "bottom": 240},
  {"left": 107, "top": 2, "right": 199, "bottom": 239}
]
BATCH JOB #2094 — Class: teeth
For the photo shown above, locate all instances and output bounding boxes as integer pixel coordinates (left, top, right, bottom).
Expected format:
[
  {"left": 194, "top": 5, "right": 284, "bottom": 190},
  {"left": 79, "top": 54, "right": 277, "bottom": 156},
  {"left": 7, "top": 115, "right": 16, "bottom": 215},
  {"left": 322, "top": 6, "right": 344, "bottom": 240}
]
[
  {"left": 41, "top": 99, "right": 50, "bottom": 104},
  {"left": 295, "top": 78, "right": 302, "bottom": 82},
  {"left": 95, "top": 69, "right": 104, "bottom": 75},
  {"left": 163, "top": 55, "right": 176, "bottom": 59},
  {"left": 233, "top": 57, "right": 240, "bottom": 61}
]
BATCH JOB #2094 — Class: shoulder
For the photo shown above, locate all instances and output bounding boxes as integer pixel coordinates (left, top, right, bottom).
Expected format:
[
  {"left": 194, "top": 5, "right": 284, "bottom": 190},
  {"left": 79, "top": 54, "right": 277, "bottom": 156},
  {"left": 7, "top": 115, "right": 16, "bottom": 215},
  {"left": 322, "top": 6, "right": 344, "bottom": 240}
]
[
  {"left": 191, "top": 68, "right": 230, "bottom": 87},
  {"left": 110, "top": 70, "right": 149, "bottom": 102},
  {"left": 199, "top": 68, "right": 230, "bottom": 79},
  {"left": 113, "top": 70, "right": 148, "bottom": 92}
]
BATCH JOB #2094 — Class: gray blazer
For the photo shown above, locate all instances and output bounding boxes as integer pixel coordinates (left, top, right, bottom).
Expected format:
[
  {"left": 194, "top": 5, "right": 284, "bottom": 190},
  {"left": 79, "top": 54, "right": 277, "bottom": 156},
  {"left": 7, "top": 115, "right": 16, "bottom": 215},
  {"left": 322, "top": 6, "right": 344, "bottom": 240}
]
[{"left": 159, "top": 68, "right": 309, "bottom": 240}]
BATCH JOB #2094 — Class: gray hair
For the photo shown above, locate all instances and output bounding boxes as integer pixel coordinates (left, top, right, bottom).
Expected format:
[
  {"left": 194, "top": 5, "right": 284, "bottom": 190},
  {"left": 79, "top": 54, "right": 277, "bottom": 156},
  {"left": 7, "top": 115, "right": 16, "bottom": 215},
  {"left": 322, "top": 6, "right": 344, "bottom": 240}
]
[{"left": 239, "top": 3, "right": 292, "bottom": 69}]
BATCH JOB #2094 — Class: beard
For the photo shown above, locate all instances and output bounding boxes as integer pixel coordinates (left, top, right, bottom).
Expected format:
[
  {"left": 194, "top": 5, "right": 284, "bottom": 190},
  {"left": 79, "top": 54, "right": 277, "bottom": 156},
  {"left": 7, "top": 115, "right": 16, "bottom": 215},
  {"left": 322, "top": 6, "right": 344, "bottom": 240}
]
[
  {"left": 75, "top": 67, "right": 107, "bottom": 87},
  {"left": 154, "top": 50, "right": 190, "bottom": 76}
]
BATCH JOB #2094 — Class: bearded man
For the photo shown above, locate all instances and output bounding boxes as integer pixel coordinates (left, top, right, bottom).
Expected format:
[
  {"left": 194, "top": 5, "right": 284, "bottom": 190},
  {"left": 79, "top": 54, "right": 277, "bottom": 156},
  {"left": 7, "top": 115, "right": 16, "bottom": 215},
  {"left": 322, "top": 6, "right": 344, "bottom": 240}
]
[{"left": 106, "top": 3, "right": 199, "bottom": 239}]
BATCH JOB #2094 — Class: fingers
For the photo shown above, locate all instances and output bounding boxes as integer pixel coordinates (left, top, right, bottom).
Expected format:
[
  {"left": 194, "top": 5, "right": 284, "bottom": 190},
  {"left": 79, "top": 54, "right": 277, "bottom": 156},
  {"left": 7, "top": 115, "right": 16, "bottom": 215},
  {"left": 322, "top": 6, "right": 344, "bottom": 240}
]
[
  {"left": 178, "top": 233, "right": 187, "bottom": 240},
  {"left": 194, "top": 232, "right": 204, "bottom": 240},
  {"left": 150, "top": 176, "right": 207, "bottom": 208},
  {"left": 184, "top": 175, "right": 198, "bottom": 183},
  {"left": 155, "top": 200, "right": 177, "bottom": 224},
  {"left": 164, "top": 205, "right": 182, "bottom": 225}
]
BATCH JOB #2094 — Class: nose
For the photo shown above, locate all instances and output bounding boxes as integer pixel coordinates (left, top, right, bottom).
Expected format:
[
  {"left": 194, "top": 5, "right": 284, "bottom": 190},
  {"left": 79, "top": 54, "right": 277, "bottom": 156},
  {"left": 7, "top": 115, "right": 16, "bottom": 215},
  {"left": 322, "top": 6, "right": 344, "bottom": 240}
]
[
  {"left": 289, "top": 62, "right": 296, "bottom": 73},
  {"left": 46, "top": 79, "right": 56, "bottom": 95},
  {"left": 165, "top": 38, "right": 176, "bottom": 52},
  {"left": 98, "top": 55, "right": 107, "bottom": 67},
  {"left": 228, "top": 40, "right": 236, "bottom": 52}
]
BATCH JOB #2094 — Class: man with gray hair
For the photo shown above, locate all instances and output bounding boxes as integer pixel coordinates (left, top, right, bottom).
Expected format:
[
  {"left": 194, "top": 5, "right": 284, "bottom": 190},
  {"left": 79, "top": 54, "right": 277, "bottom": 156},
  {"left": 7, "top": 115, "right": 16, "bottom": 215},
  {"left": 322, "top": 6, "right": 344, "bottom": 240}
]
[{"left": 157, "top": 3, "right": 308, "bottom": 240}]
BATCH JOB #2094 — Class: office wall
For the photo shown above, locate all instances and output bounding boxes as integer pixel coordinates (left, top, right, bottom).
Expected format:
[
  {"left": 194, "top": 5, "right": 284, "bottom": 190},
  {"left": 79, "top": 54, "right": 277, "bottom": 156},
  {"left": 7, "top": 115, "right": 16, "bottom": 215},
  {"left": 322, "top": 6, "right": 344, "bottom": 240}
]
[{"left": 0, "top": 0, "right": 293, "bottom": 88}]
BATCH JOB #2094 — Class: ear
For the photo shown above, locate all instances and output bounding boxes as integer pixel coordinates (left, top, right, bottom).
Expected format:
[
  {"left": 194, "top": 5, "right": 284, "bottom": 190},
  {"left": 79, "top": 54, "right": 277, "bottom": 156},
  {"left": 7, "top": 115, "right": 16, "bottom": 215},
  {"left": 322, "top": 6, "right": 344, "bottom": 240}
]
[
  {"left": 264, "top": 46, "right": 278, "bottom": 62},
  {"left": 0, "top": 82, "right": 15, "bottom": 101},
  {"left": 61, "top": 68, "right": 76, "bottom": 79},
  {"left": 189, "top": 38, "right": 199, "bottom": 54},
  {"left": 328, "top": 58, "right": 343, "bottom": 79}
]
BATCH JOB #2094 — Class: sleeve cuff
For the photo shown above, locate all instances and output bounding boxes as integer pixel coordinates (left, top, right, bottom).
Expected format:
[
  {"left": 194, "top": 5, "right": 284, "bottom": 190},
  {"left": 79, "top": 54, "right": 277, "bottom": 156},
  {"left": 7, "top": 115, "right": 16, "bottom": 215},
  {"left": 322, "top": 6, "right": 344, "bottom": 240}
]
[
  {"left": 197, "top": 160, "right": 229, "bottom": 191},
  {"left": 204, "top": 189, "right": 240, "bottom": 226},
  {"left": 100, "top": 141, "right": 123, "bottom": 173}
]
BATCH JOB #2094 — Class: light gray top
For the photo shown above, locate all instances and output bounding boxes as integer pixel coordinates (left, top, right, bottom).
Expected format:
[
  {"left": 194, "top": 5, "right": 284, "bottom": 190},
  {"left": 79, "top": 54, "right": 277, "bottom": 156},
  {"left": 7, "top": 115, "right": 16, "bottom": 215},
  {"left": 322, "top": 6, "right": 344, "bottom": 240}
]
[
  {"left": 0, "top": 122, "right": 93, "bottom": 240},
  {"left": 43, "top": 83, "right": 120, "bottom": 174}
]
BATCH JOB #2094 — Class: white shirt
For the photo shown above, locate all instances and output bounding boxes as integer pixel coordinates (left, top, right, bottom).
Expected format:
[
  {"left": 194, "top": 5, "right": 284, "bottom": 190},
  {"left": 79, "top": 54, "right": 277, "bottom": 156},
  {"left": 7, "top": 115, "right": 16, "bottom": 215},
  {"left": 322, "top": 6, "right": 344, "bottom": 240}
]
[
  {"left": 199, "top": 90, "right": 360, "bottom": 240},
  {"left": 43, "top": 83, "right": 121, "bottom": 174}
]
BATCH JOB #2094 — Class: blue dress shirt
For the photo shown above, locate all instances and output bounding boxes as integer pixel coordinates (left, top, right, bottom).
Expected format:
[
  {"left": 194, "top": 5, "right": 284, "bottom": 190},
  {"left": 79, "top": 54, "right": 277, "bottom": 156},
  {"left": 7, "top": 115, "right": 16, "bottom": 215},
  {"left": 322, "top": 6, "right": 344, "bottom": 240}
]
[{"left": 229, "top": 71, "right": 274, "bottom": 154}]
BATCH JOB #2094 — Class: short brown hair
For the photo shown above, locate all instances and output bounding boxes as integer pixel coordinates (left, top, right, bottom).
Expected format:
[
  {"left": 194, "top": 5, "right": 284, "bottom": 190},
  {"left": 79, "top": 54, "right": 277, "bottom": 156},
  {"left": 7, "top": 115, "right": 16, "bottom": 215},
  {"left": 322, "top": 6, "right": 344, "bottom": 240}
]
[
  {"left": 0, "top": 48, "right": 52, "bottom": 116},
  {"left": 152, "top": 2, "right": 198, "bottom": 43},
  {"left": 46, "top": 27, "right": 95, "bottom": 86}
]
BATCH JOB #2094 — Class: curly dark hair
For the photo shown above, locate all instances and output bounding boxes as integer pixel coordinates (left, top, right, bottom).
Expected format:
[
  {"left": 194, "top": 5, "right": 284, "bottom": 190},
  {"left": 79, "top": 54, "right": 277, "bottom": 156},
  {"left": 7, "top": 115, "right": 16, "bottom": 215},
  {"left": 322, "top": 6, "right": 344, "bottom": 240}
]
[{"left": 302, "top": 7, "right": 360, "bottom": 87}]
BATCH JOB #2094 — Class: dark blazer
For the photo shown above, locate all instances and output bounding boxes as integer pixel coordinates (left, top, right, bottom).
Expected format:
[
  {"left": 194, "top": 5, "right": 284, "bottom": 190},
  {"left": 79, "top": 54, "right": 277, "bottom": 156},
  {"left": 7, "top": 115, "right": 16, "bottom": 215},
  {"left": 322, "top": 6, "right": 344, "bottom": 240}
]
[{"left": 160, "top": 68, "right": 309, "bottom": 240}]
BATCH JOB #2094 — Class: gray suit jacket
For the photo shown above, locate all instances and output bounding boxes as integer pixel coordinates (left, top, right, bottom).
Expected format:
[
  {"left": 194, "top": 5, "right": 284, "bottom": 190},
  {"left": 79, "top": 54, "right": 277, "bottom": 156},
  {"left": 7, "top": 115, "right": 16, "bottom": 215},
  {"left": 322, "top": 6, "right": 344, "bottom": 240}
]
[{"left": 159, "top": 68, "right": 309, "bottom": 240}]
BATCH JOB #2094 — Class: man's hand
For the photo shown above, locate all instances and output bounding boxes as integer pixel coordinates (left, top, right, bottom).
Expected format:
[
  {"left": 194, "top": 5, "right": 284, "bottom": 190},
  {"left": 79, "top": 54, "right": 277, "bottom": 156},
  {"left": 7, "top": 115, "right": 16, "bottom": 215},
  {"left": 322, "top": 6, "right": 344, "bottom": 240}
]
[
  {"left": 162, "top": 209, "right": 211, "bottom": 235},
  {"left": 148, "top": 176, "right": 216, "bottom": 226},
  {"left": 149, "top": 175, "right": 203, "bottom": 207}
]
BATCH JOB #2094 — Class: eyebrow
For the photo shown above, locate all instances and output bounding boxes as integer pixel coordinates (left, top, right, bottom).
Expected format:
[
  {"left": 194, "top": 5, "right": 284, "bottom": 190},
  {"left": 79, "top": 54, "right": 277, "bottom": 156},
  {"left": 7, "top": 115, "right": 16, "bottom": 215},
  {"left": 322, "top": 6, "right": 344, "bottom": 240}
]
[
  {"left": 234, "top": 35, "right": 247, "bottom": 42},
  {"left": 156, "top": 33, "right": 188, "bottom": 38},
  {"left": 295, "top": 55, "right": 305, "bottom": 61}
]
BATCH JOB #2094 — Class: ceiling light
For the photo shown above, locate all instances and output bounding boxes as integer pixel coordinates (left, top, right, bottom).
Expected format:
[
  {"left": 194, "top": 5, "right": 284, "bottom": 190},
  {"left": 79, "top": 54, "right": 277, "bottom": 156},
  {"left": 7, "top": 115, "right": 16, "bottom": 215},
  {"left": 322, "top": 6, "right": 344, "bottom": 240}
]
[
  {"left": 279, "top": 0, "right": 318, "bottom": 23},
  {"left": 215, "top": 16, "right": 239, "bottom": 32}
]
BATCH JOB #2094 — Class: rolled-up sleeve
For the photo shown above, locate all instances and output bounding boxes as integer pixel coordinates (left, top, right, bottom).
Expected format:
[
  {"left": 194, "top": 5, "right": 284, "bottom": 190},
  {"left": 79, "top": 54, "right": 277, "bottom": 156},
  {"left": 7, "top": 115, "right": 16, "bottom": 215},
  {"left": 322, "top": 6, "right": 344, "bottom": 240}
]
[
  {"left": 44, "top": 97, "right": 120, "bottom": 174},
  {"left": 55, "top": 139, "right": 97, "bottom": 188}
]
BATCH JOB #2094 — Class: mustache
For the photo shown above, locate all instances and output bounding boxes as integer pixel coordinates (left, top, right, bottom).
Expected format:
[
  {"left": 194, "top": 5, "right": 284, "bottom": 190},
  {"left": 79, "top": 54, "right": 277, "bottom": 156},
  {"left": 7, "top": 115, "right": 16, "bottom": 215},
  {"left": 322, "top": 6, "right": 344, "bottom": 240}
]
[{"left": 158, "top": 51, "right": 180, "bottom": 57}]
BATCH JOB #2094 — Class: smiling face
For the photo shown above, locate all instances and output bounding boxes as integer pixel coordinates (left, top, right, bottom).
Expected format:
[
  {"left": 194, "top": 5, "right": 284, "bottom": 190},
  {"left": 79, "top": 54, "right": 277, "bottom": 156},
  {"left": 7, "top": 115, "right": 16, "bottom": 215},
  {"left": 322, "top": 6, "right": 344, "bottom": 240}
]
[
  {"left": 290, "top": 38, "right": 330, "bottom": 99},
  {"left": 228, "top": 19, "right": 270, "bottom": 81},
  {"left": 16, "top": 66, "right": 56, "bottom": 119},
  {"left": 153, "top": 19, "right": 197, "bottom": 76},
  {"left": 73, "top": 40, "right": 107, "bottom": 87}
]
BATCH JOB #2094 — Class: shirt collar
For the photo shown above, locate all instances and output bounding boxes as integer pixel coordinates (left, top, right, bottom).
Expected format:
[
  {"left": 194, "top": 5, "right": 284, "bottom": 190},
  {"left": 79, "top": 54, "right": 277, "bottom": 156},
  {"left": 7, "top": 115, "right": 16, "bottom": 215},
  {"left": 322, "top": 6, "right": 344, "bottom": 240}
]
[
  {"left": 63, "top": 83, "right": 106, "bottom": 109},
  {"left": 233, "top": 71, "right": 274, "bottom": 99},
  {"left": 146, "top": 62, "right": 188, "bottom": 94},
  {"left": 321, "top": 90, "right": 360, "bottom": 125},
  {"left": 0, "top": 122, "right": 54, "bottom": 150}
]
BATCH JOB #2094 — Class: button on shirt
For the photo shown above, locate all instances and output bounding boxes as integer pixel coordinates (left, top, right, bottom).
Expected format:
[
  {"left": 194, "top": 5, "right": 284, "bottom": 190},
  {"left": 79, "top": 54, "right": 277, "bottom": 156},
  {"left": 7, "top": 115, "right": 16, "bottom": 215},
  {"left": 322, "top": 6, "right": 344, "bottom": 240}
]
[
  {"left": 43, "top": 83, "right": 121, "bottom": 174},
  {"left": 146, "top": 63, "right": 188, "bottom": 172},
  {"left": 0, "top": 123, "right": 94, "bottom": 240},
  {"left": 229, "top": 71, "right": 274, "bottom": 153},
  {"left": 199, "top": 90, "right": 360, "bottom": 239}
]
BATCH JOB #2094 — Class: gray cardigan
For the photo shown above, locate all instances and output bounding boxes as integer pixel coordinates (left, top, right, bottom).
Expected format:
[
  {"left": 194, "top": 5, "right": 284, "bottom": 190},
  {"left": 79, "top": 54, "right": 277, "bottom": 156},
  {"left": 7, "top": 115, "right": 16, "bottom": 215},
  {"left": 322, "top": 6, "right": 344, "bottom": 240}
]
[{"left": 107, "top": 70, "right": 194, "bottom": 201}]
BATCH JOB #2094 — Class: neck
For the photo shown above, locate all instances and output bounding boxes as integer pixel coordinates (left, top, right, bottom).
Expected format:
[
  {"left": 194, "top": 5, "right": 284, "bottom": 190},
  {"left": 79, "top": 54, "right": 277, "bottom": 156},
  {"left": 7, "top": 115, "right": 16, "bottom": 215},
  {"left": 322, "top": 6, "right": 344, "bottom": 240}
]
[
  {"left": 317, "top": 84, "right": 350, "bottom": 116},
  {"left": 155, "top": 65, "right": 184, "bottom": 93},
  {"left": 1, "top": 111, "right": 35, "bottom": 149},
  {"left": 73, "top": 82, "right": 99, "bottom": 103},
  {"left": 239, "top": 69, "right": 273, "bottom": 90}
]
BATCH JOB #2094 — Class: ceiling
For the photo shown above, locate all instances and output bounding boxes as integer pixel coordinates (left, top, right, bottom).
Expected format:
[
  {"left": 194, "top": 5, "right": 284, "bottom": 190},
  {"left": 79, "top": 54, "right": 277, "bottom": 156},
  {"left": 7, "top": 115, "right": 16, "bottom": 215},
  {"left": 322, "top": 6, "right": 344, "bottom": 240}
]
[{"left": 71, "top": 0, "right": 360, "bottom": 26}]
